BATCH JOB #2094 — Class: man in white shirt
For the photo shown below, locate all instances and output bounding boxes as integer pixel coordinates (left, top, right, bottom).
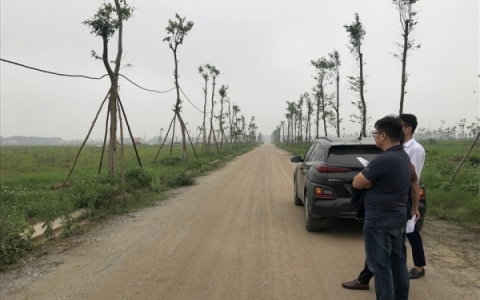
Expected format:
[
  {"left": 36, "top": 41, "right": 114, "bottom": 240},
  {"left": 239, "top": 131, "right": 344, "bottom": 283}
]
[{"left": 400, "top": 114, "right": 426, "bottom": 279}]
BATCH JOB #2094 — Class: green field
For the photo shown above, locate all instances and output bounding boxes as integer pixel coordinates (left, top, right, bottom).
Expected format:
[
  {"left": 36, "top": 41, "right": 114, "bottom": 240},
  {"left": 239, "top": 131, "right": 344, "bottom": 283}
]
[
  {"left": 1, "top": 140, "right": 478, "bottom": 266},
  {"left": 278, "top": 140, "right": 480, "bottom": 224},
  {"left": 0, "top": 143, "right": 257, "bottom": 265}
]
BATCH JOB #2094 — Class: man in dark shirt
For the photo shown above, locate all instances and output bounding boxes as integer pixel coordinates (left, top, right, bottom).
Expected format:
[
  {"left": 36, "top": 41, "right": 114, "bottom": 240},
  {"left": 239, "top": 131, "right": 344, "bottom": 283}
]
[{"left": 351, "top": 115, "right": 411, "bottom": 300}]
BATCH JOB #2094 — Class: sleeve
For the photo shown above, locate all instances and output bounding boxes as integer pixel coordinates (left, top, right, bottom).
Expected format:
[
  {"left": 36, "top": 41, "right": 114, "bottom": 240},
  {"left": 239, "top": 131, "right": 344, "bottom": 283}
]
[
  {"left": 361, "top": 156, "right": 384, "bottom": 182},
  {"left": 409, "top": 147, "right": 425, "bottom": 180},
  {"left": 410, "top": 163, "right": 418, "bottom": 183}
]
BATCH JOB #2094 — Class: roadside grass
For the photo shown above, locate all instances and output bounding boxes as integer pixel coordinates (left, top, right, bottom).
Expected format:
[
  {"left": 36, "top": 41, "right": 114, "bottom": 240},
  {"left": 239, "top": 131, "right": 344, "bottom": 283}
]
[
  {"left": 0, "top": 143, "right": 257, "bottom": 266},
  {"left": 276, "top": 140, "right": 480, "bottom": 225}
]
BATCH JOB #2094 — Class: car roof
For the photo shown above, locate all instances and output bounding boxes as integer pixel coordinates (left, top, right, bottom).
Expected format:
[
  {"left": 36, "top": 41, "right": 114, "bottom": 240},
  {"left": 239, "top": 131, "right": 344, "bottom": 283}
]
[{"left": 314, "top": 136, "right": 377, "bottom": 146}]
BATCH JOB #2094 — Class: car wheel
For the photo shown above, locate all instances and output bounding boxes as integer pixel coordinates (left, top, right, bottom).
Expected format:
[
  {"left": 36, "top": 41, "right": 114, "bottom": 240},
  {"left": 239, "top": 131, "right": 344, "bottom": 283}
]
[
  {"left": 294, "top": 179, "right": 303, "bottom": 206},
  {"left": 304, "top": 191, "right": 322, "bottom": 232}
]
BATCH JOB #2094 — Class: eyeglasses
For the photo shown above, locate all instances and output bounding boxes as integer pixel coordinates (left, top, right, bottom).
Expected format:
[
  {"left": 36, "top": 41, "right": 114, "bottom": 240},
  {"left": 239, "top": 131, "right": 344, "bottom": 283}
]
[{"left": 372, "top": 131, "right": 384, "bottom": 136}]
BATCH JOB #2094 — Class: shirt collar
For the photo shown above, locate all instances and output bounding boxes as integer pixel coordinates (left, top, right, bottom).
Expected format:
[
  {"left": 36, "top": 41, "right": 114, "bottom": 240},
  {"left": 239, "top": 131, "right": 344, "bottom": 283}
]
[
  {"left": 385, "top": 144, "right": 404, "bottom": 152},
  {"left": 404, "top": 137, "right": 416, "bottom": 148}
]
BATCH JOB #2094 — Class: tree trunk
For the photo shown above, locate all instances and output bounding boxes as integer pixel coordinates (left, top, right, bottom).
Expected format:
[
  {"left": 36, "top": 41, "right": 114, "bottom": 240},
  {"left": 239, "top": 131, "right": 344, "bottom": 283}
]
[
  {"left": 176, "top": 113, "right": 188, "bottom": 161},
  {"left": 101, "top": 33, "right": 118, "bottom": 175},
  {"left": 399, "top": 21, "right": 409, "bottom": 115},
  {"left": 228, "top": 102, "right": 233, "bottom": 145},
  {"left": 336, "top": 74, "right": 340, "bottom": 137},
  {"left": 219, "top": 99, "right": 224, "bottom": 148},
  {"left": 98, "top": 103, "right": 110, "bottom": 175},
  {"left": 172, "top": 49, "right": 187, "bottom": 160},
  {"left": 321, "top": 89, "right": 327, "bottom": 137},
  {"left": 107, "top": 87, "right": 118, "bottom": 175},
  {"left": 202, "top": 77, "right": 208, "bottom": 152},
  {"left": 316, "top": 101, "right": 320, "bottom": 139},
  {"left": 207, "top": 77, "right": 216, "bottom": 153},
  {"left": 359, "top": 52, "right": 367, "bottom": 137},
  {"left": 305, "top": 116, "right": 309, "bottom": 142}
]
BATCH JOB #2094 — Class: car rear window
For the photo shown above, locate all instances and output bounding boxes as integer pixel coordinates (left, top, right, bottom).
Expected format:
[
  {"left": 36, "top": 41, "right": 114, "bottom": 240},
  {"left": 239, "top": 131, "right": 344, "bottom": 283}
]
[{"left": 327, "top": 145, "right": 382, "bottom": 166}]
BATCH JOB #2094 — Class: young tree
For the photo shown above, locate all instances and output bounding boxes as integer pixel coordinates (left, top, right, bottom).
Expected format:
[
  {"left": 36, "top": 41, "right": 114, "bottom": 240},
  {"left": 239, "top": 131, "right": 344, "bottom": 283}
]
[
  {"left": 257, "top": 132, "right": 263, "bottom": 143},
  {"left": 248, "top": 116, "right": 257, "bottom": 143},
  {"left": 227, "top": 100, "right": 234, "bottom": 144},
  {"left": 217, "top": 85, "right": 229, "bottom": 148},
  {"left": 297, "top": 94, "right": 304, "bottom": 143},
  {"left": 286, "top": 101, "right": 297, "bottom": 143},
  {"left": 393, "top": 0, "right": 420, "bottom": 115},
  {"left": 305, "top": 93, "right": 313, "bottom": 142},
  {"left": 198, "top": 65, "right": 209, "bottom": 152},
  {"left": 83, "top": 0, "right": 134, "bottom": 175},
  {"left": 345, "top": 13, "right": 367, "bottom": 137},
  {"left": 285, "top": 113, "right": 291, "bottom": 143},
  {"left": 271, "top": 127, "right": 281, "bottom": 144},
  {"left": 311, "top": 57, "right": 330, "bottom": 137},
  {"left": 206, "top": 65, "right": 220, "bottom": 153},
  {"left": 163, "top": 14, "right": 194, "bottom": 160},
  {"left": 232, "top": 104, "right": 241, "bottom": 146},
  {"left": 328, "top": 50, "right": 341, "bottom": 137}
]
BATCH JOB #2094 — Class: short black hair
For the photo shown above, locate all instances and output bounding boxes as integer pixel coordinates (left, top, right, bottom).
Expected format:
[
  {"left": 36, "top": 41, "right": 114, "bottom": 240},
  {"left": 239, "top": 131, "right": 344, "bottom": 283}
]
[
  {"left": 374, "top": 115, "right": 403, "bottom": 143},
  {"left": 400, "top": 114, "right": 418, "bottom": 134}
]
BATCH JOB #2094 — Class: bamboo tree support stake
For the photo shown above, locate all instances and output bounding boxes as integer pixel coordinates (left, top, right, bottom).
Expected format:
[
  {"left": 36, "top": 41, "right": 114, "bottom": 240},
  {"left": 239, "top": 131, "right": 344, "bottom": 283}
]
[
  {"left": 98, "top": 106, "right": 110, "bottom": 175},
  {"left": 170, "top": 114, "right": 177, "bottom": 155},
  {"left": 63, "top": 90, "right": 111, "bottom": 187},
  {"left": 195, "top": 125, "right": 203, "bottom": 149},
  {"left": 449, "top": 131, "right": 480, "bottom": 184},
  {"left": 154, "top": 115, "right": 175, "bottom": 162},
  {"left": 117, "top": 97, "right": 126, "bottom": 202},
  {"left": 117, "top": 95, "right": 142, "bottom": 169},
  {"left": 184, "top": 124, "right": 199, "bottom": 159},
  {"left": 211, "top": 124, "right": 221, "bottom": 154}
]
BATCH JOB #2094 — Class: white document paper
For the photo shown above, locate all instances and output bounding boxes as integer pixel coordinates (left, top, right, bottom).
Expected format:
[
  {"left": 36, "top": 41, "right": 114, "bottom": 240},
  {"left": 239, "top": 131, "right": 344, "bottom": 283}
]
[
  {"left": 406, "top": 215, "right": 417, "bottom": 233},
  {"left": 356, "top": 157, "right": 370, "bottom": 167}
]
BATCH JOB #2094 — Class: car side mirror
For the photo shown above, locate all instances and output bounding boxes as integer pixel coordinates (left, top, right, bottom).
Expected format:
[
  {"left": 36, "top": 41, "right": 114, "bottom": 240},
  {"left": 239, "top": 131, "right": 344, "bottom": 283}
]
[{"left": 290, "top": 156, "right": 303, "bottom": 163}]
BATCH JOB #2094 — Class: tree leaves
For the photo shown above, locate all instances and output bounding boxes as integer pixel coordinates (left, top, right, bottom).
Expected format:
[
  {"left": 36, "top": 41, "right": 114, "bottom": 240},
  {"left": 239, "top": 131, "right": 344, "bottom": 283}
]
[
  {"left": 83, "top": 1, "right": 134, "bottom": 39},
  {"left": 344, "top": 13, "right": 366, "bottom": 54}
]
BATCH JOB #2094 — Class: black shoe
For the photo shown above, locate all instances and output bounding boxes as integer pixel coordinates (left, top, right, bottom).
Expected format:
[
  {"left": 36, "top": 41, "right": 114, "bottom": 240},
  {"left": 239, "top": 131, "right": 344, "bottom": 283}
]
[
  {"left": 341, "top": 279, "right": 370, "bottom": 290},
  {"left": 408, "top": 267, "right": 425, "bottom": 279}
]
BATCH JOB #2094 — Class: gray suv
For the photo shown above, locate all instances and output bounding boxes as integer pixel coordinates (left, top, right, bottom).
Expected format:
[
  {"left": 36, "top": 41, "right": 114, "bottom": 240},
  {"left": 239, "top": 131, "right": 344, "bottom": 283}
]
[{"left": 291, "top": 137, "right": 426, "bottom": 231}]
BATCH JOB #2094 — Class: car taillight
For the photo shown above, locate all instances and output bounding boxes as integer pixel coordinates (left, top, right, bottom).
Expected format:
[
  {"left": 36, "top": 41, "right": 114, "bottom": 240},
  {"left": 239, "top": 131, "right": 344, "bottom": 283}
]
[
  {"left": 315, "top": 164, "right": 350, "bottom": 173},
  {"left": 420, "top": 187, "right": 425, "bottom": 199},
  {"left": 315, "top": 187, "right": 336, "bottom": 199}
]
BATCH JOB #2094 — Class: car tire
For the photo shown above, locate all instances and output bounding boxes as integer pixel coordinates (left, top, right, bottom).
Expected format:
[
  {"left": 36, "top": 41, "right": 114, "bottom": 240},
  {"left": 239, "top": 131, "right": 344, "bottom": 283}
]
[
  {"left": 294, "top": 179, "right": 303, "bottom": 206},
  {"left": 304, "top": 191, "right": 322, "bottom": 231}
]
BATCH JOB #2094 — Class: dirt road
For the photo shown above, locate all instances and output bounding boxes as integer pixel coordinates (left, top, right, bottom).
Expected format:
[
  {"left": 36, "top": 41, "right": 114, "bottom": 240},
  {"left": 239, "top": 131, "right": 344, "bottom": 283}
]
[{"left": 1, "top": 144, "right": 479, "bottom": 299}]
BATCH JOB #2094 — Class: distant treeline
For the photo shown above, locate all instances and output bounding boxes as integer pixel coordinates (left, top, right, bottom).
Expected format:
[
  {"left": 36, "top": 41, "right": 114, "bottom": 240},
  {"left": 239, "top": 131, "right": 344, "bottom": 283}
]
[
  {"left": 0, "top": 136, "right": 144, "bottom": 146},
  {"left": 0, "top": 136, "right": 64, "bottom": 145}
]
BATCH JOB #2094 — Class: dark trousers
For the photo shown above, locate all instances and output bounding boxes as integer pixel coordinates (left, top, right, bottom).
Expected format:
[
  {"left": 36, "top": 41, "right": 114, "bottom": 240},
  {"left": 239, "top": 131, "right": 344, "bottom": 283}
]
[
  {"left": 364, "top": 214, "right": 409, "bottom": 299},
  {"left": 406, "top": 226, "right": 426, "bottom": 266},
  {"left": 358, "top": 194, "right": 426, "bottom": 284},
  {"left": 358, "top": 238, "right": 407, "bottom": 284},
  {"left": 406, "top": 197, "right": 426, "bottom": 267}
]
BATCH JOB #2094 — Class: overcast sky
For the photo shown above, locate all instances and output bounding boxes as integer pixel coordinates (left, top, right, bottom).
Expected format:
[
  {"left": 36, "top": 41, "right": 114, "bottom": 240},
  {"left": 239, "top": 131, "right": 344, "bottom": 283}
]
[{"left": 1, "top": 0, "right": 479, "bottom": 140}]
